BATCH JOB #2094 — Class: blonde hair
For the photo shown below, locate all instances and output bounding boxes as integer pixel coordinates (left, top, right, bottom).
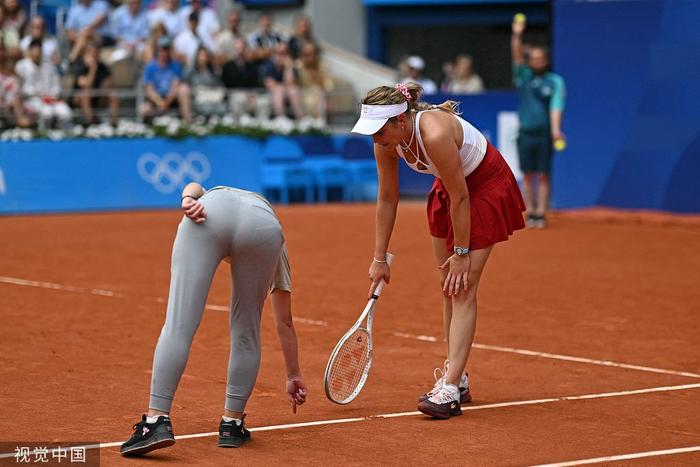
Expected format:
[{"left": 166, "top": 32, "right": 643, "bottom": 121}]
[{"left": 360, "top": 83, "right": 460, "bottom": 118}]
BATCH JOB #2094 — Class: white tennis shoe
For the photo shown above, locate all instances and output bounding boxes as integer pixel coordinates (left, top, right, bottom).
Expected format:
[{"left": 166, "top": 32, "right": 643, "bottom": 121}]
[
  {"left": 417, "top": 383, "right": 462, "bottom": 419},
  {"left": 418, "top": 360, "right": 471, "bottom": 403}
]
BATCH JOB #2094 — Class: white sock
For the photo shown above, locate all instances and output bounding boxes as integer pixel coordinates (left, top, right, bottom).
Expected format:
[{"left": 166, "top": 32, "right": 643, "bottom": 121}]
[
  {"left": 222, "top": 416, "right": 242, "bottom": 425},
  {"left": 146, "top": 415, "right": 167, "bottom": 424},
  {"left": 460, "top": 373, "right": 469, "bottom": 389},
  {"left": 444, "top": 383, "right": 459, "bottom": 398}
]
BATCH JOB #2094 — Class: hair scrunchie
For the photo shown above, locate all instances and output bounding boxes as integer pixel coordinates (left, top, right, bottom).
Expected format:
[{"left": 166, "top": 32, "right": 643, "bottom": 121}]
[{"left": 395, "top": 83, "right": 411, "bottom": 101}]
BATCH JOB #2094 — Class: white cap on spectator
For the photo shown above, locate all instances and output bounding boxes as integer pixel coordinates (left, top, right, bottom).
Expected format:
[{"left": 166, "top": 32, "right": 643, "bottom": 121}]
[
  {"left": 406, "top": 55, "right": 425, "bottom": 70},
  {"left": 351, "top": 102, "right": 408, "bottom": 135}
]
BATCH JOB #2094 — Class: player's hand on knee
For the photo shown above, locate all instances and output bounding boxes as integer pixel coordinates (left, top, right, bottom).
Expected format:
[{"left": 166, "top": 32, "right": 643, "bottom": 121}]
[{"left": 439, "top": 254, "right": 470, "bottom": 297}]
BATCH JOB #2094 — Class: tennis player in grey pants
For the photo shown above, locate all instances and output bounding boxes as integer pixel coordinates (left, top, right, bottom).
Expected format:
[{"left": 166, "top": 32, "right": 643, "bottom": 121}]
[{"left": 121, "top": 183, "right": 307, "bottom": 457}]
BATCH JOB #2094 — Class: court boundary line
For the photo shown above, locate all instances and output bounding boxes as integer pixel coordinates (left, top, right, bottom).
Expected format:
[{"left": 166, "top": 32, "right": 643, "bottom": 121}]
[
  {"left": 393, "top": 332, "right": 700, "bottom": 379},
  {"left": 529, "top": 445, "right": 700, "bottom": 467},
  {"left": 3, "top": 275, "right": 699, "bottom": 380},
  {"left": 1, "top": 382, "right": 699, "bottom": 459}
]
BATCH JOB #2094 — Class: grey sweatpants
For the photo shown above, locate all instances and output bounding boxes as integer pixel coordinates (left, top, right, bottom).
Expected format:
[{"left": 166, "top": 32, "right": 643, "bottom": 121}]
[{"left": 149, "top": 188, "right": 284, "bottom": 413}]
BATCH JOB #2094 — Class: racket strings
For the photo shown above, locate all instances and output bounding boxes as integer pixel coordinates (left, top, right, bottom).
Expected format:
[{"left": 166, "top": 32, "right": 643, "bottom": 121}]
[{"left": 327, "top": 329, "right": 371, "bottom": 401}]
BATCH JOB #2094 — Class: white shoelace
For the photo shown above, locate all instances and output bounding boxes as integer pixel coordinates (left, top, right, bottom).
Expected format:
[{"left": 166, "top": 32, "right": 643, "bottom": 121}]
[
  {"left": 428, "top": 384, "right": 460, "bottom": 404},
  {"left": 426, "top": 360, "right": 469, "bottom": 397},
  {"left": 426, "top": 360, "right": 449, "bottom": 397}
]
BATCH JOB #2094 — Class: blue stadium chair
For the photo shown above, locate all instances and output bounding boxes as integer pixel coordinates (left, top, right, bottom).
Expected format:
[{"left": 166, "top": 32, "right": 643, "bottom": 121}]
[
  {"left": 260, "top": 136, "right": 313, "bottom": 204},
  {"left": 340, "top": 137, "right": 378, "bottom": 201},
  {"left": 294, "top": 135, "right": 352, "bottom": 202}
]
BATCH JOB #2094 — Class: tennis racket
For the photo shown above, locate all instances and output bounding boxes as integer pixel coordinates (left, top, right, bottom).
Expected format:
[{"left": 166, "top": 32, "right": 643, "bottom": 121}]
[{"left": 324, "top": 253, "right": 395, "bottom": 404}]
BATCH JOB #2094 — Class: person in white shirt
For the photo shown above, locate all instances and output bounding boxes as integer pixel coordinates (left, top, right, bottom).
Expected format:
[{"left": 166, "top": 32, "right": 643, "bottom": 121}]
[
  {"left": 446, "top": 55, "right": 485, "bottom": 95},
  {"left": 110, "top": 0, "right": 149, "bottom": 59},
  {"left": 65, "top": 0, "right": 112, "bottom": 47},
  {"left": 15, "top": 39, "right": 72, "bottom": 126},
  {"left": 214, "top": 8, "right": 242, "bottom": 66},
  {"left": 148, "top": 0, "right": 184, "bottom": 38},
  {"left": 400, "top": 55, "right": 437, "bottom": 95},
  {"left": 174, "top": 11, "right": 203, "bottom": 67},
  {"left": 179, "top": 0, "right": 219, "bottom": 53},
  {"left": 19, "top": 16, "right": 60, "bottom": 65}
]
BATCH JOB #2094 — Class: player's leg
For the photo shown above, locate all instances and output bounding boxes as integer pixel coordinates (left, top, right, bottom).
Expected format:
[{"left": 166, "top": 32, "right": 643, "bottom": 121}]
[
  {"left": 431, "top": 235, "right": 452, "bottom": 352},
  {"left": 418, "top": 245, "right": 493, "bottom": 418},
  {"left": 121, "top": 214, "right": 226, "bottom": 456},
  {"left": 417, "top": 236, "right": 471, "bottom": 404},
  {"left": 445, "top": 245, "right": 493, "bottom": 386},
  {"left": 220, "top": 200, "right": 283, "bottom": 447}
]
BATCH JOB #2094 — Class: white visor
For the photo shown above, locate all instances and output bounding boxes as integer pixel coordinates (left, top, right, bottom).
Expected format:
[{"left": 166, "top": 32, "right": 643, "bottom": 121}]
[{"left": 351, "top": 102, "right": 408, "bottom": 135}]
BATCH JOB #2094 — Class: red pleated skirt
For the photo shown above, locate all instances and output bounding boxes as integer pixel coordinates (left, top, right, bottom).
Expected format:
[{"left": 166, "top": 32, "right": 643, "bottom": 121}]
[{"left": 427, "top": 142, "right": 526, "bottom": 251}]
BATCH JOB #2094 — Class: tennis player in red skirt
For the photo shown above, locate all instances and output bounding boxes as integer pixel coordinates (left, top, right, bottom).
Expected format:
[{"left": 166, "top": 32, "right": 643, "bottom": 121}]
[{"left": 353, "top": 83, "right": 525, "bottom": 419}]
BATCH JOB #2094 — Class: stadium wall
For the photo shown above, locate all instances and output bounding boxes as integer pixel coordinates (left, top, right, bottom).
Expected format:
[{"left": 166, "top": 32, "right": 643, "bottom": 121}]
[{"left": 552, "top": 0, "right": 700, "bottom": 213}]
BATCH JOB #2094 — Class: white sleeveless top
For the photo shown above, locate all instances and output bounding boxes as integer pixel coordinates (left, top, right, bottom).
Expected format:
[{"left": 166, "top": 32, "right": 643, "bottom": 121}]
[{"left": 395, "top": 110, "right": 487, "bottom": 178}]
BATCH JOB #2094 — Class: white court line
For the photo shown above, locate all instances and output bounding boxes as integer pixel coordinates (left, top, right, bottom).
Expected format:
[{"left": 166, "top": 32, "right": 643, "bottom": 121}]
[
  {"left": 393, "top": 332, "right": 700, "bottom": 379},
  {"left": 530, "top": 445, "right": 700, "bottom": 467},
  {"left": 0, "top": 275, "right": 125, "bottom": 299},
  {"left": 4, "top": 274, "right": 699, "bottom": 378},
  {"left": 1, "top": 275, "right": 330, "bottom": 327},
  {"left": 1, "top": 382, "right": 699, "bottom": 459}
]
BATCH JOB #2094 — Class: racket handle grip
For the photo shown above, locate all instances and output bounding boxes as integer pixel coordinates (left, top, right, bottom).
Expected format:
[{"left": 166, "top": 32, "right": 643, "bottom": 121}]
[{"left": 373, "top": 252, "right": 394, "bottom": 297}]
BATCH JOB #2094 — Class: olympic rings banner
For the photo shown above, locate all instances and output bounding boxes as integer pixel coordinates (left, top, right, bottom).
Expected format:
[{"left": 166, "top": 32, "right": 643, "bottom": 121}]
[{"left": 0, "top": 136, "right": 264, "bottom": 214}]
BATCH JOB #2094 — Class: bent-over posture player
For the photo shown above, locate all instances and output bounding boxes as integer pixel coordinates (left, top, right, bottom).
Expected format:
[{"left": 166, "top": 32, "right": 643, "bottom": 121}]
[{"left": 121, "top": 183, "right": 307, "bottom": 456}]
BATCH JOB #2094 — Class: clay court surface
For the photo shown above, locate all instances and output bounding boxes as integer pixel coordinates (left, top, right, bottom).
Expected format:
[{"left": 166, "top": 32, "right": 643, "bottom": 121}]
[{"left": 1, "top": 202, "right": 700, "bottom": 466}]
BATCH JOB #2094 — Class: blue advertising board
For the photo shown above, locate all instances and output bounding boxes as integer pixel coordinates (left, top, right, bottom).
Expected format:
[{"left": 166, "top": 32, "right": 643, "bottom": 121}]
[{"left": 0, "top": 136, "right": 263, "bottom": 214}]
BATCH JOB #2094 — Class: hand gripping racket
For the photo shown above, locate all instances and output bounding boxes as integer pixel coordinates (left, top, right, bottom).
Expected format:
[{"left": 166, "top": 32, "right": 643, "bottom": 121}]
[{"left": 324, "top": 253, "right": 395, "bottom": 404}]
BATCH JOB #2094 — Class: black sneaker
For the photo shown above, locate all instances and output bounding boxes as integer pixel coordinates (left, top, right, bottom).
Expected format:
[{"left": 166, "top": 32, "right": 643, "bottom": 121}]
[
  {"left": 120, "top": 415, "right": 175, "bottom": 457},
  {"left": 218, "top": 415, "right": 251, "bottom": 448},
  {"left": 417, "top": 386, "right": 462, "bottom": 419}
]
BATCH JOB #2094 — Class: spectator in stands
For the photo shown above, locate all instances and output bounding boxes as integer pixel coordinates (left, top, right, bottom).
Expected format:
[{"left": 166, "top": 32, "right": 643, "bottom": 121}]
[
  {"left": 72, "top": 40, "right": 118, "bottom": 125},
  {"left": 447, "top": 54, "right": 484, "bottom": 94},
  {"left": 141, "top": 37, "right": 191, "bottom": 124},
  {"left": 260, "top": 41, "right": 303, "bottom": 121},
  {"left": 400, "top": 55, "right": 437, "bottom": 94},
  {"left": 511, "top": 16, "right": 566, "bottom": 228},
  {"left": 110, "top": 0, "right": 149, "bottom": 61},
  {"left": 148, "top": 0, "right": 183, "bottom": 38},
  {"left": 15, "top": 39, "right": 72, "bottom": 128},
  {"left": 247, "top": 12, "right": 285, "bottom": 64},
  {"left": 142, "top": 22, "right": 168, "bottom": 63},
  {"left": 214, "top": 8, "right": 243, "bottom": 66},
  {"left": 438, "top": 59, "right": 453, "bottom": 93},
  {"left": 0, "top": 43, "right": 31, "bottom": 127},
  {"left": 287, "top": 15, "right": 315, "bottom": 60},
  {"left": 174, "top": 11, "right": 205, "bottom": 67},
  {"left": 2, "top": 0, "right": 27, "bottom": 36},
  {"left": 179, "top": 0, "right": 219, "bottom": 55},
  {"left": 186, "top": 47, "right": 225, "bottom": 117},
  {"left": 65, "top": 0, "right": 113, "bottom": 49},
  {"left": 0, "top": 4, "right": 22, "bottom": 61},
  {"left": 20, "top": 16, "right": 60, "bottom": 65},
  {"left": 296, "top": 42, "right": 332, "bottom": 124},
  {"left": 221, "top": 37, "right": 262, "bottom": 120}
]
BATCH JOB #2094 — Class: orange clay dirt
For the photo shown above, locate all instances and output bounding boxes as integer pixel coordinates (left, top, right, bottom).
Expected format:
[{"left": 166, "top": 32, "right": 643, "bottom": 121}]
[{"left": 1, "top": 203, "right": 699, "bottom": 466}]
